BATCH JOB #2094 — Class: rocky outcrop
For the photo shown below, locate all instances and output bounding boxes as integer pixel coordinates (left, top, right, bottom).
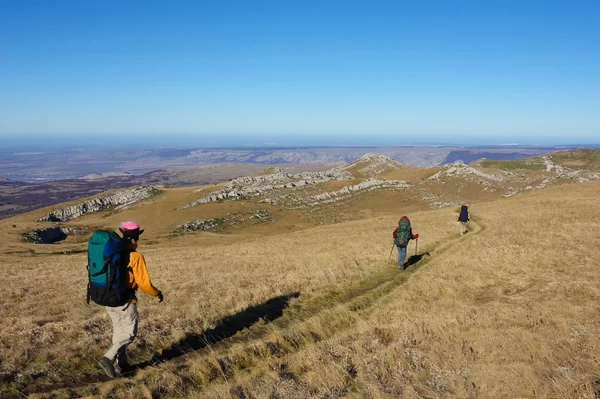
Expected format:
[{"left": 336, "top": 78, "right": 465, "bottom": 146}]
[
  {"left": 541, "top": 156, "right": 599, "bottom": 180},
  {"left": 542, "top": 156, "right": 569, "bottom": 174},
  {"left": 181, "top": 152, "right": 600, "bottom": 212},
  {"left": 424, "top": 157, "right": 600, "bottom": 201},
  {"left": 583, "top": 172, "right": 600, "bottom": 181},
  {"left": 342, "top": 153, "right": 404, "bottom": 176},
  {"left": 184, "top": 169, "right": 350, "bottom": 207},
  {"left": 23, "top": 226, "right": 91, "bottom": 244},
  {"left": 301, "top": 179, "right": 410, "bottom": 206},
  {"left": 428, "top": 161, "right": 506, "bottom": 182},
  {"left": 429, "top": 201, "right": 459, "bottom": 209},
  {"left": 38, "top": 186, "right": 162, "bottom": 222}
]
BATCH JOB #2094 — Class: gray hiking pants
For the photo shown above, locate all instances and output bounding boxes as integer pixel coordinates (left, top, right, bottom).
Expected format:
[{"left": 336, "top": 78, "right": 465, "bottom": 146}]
[{"left": 104, "top": 303, "right": 138, "bottom": 363}]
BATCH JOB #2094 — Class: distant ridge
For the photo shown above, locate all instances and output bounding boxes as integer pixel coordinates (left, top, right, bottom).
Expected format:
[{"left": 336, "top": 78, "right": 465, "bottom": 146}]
[
  {"left": 342, "top": 153, "right": 405, "bottom": 177},
  {"left": 80, "top": 171, "right": 134, "bottom": 180},
  {"left": 4, "top": 144, "right": 578, "bottom": 183},
  {"left": 2, "top": 148, "right": 600, "bottom": 221}
]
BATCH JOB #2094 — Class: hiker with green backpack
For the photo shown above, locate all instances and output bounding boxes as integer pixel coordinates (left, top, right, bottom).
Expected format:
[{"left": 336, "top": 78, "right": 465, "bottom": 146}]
[
  {"left": 392, "top": 216, "right": 419, "bottom": 270},
  {"left": 87, "top": 221, "right": 163, "bottom": 378}
]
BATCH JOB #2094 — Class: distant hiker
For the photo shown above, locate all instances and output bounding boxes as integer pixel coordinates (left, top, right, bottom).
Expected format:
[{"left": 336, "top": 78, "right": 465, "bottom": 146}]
[
  {"left": 458, "top": 205, "right": 470, "bottom": 235},
  {"left": 87, "top": 221, "right": 163, "bottom": 378},
  {"left": 393, "top": 216, "right": 419, "bottom": 269}
]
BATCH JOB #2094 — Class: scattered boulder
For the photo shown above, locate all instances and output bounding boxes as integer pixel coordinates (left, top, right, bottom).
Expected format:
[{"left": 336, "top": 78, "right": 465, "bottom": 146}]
[
  {"left": 429, "top": 201, "right": 458, "bottom": 209},
  {"left": 179, "top": 218, "right": 224, "bottom": 232},
  {"left": 23, "top": 226, "right": 91, "bottom": 244},
  {"left": 177, "top": 210, "right": 275, "bottom": 233}
]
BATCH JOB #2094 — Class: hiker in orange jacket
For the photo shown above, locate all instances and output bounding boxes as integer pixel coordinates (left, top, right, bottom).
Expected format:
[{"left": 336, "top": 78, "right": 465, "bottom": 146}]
[{"left": 98, "top": 221, "right": 163, "bottom": 378}]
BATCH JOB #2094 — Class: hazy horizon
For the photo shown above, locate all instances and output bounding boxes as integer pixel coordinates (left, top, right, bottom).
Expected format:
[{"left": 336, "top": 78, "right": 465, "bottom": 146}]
[{"left": 1, "top": 133, "right": 599, "bottom": 151}]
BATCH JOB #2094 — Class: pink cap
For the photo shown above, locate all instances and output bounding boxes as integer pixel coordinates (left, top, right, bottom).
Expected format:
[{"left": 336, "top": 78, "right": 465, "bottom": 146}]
[{"left": 119, "top": 221, "right": 141, "bottom": 230}]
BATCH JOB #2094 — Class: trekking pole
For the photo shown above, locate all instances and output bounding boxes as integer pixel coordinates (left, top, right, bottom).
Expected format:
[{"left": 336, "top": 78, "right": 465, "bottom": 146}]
[
  {"left": 388, "top": 244, "right": 395, "bottom": 260},
  {"left": 415, "top": 238, "right": 418, "bottom": 256}
]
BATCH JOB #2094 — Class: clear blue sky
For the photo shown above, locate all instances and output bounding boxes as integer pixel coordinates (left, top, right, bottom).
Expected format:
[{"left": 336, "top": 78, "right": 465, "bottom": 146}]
[{"left": 1, "top": 0, "right": 599, "bottom": 144}]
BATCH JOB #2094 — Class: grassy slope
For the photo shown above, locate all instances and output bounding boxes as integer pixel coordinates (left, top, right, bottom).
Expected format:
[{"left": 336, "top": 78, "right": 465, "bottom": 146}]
[
  {"left": 1, "top": 200, "right": 456, "bottom": 397},
  {"left": 0, "top": 162, "right": 599, "bottom": 397},
  {"left": 549, "top": 148, "right": 600, "bottom": 169},
  {"left": 478, "top": 148, "right": 600, "bottom": 171},
  {"left": 478, "top": 158, "right": 546, "bottom": 170},
  {"left": 254, "top": 181, "right": 600, "bottom": 399},
  {"left": 189, "top": 182, "right": 600, "bottom": 399}
]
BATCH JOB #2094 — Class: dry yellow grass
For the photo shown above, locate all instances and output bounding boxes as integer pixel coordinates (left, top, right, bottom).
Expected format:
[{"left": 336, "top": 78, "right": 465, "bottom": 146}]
[
  {"left": 181, "top": 182, "right": 600, "bottom": 399},
  {"left": 279, "top": 187, "right": 599, "bottom": 398},
  {"left": 379, "top": 166, "right": 438, "bottom": 182},
  {"left": 1, "top": 179, "right": 599, "bottom": 398},
  {"left": 0, "top": 198, "right": 452, "bottom": 396}
]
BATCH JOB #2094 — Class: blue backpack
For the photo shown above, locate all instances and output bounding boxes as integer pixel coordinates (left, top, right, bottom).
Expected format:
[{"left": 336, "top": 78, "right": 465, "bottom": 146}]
[
  {"left": 87, "top": 230, "right": 132, "bottom": 307},
  {"left": 458, "top": 205, "right": 470, "bottom": 222}
]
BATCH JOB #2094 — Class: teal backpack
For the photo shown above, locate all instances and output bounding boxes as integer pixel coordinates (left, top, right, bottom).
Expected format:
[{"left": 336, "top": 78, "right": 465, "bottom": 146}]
[
  {"left": 393, "top": 218, "right": 411, "bottom": 247},
  {"left": 87, "top": 230, "right": 132, "bottom": 307}
]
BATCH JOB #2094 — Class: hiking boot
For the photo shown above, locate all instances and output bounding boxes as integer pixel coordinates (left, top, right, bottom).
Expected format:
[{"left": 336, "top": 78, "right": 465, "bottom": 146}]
[
  {"left": 98, "top": 357, "right": 116, "bottom": 378},
  {"left": 116, "top": 351, "right": 130, "bottom": 376},
  {"left": 115, "top": 361, "right": 131, "bottom": 376}
]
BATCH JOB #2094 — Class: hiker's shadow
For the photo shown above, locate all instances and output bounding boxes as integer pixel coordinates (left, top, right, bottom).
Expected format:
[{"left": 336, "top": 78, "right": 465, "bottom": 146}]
[
  {"left": 404, "top": 252, "right": 431, "bottom": 269},
  {"left": 132, "top": 292, "right": 300, "bottom": 372}
]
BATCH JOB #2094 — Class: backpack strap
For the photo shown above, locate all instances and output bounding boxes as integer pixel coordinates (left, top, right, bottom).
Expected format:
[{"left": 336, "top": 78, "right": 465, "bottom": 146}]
[
  {"left": 91, "top": 255, "right": 115, "bottom": 278},
  {"left": 121, "top": 298, "right": 133, "bottom": 311},
  {"left": 86, "top": 256, "right": 91, "bottom": 304}
]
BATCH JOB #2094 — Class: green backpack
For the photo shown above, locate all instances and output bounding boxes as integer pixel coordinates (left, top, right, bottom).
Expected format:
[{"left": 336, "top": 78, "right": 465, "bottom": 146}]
[{"left": 393, "top": 218, "right": 411, "bottom": 247}]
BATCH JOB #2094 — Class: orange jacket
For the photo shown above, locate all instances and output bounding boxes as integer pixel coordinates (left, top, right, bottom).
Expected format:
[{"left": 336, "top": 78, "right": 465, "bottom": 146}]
[{"left": 127, "top": 251, "right": 160, "bottom": 303}]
